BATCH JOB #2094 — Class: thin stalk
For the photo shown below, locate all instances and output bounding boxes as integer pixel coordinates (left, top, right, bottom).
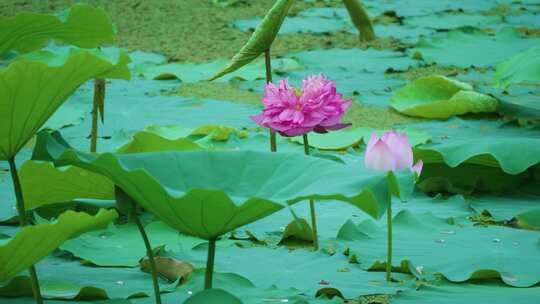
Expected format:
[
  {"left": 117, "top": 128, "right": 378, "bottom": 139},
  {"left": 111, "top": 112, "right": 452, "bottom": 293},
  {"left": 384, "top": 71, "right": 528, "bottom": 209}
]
[
  {"left": 90, "top": 78, "right": 105, "bottom": 152},
  {"left": 302, "top": 134, "right": 319, "bottom": 250},
  {"left": 264, "top": 49, "right": 277, "bottom": 153},
  {"left": 8, "top": 157, "right": 43, "bottom": 304},
  {"left": 205, "top": 238, "right": 217, "bottom": 289},
  {"left": 386, "top": 201, "right": 393, "bottom": 282},
  {"left": 131, "top": 209, "right": 162, "bottom": 304},
  {"left": 343, "top": 0, "right": 376, "bottom": 41}
]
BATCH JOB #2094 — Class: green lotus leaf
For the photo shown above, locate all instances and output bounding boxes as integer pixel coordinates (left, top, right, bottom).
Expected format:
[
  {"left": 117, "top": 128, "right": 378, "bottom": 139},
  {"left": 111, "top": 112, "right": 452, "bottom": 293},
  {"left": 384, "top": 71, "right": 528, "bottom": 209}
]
[
  {"left": 411, "top": 118, "right": 540, "bottom": 174},
  {"left": 0, "top": 4, "right": 114, "bottom": 56},
  {"left": 494, "top": 44, "right": 540, "bottom": 89},
  {"left": 0, "top": 50, "right": 134, "bottom": 161},
  {"left": 19, "top": 161, "right": 114, "bottom": 211},
  {"left": 338, "top": 210, "right": 540, "bottom": 287},
  {"left": 117, "top": 131, "right": 202, "bottom": 154},
  {"left": 208, "top": 0, "right": 293, "bottom": 81},
  {"left": 184, "top": 288, "right": 242, "bottom": 304},
  {"left": 0, "top": 209, "right": 118, "bottom": 282},
  {"left": 33, "top": 131, "right": 415, "bottom": 240},
  {"left": 391, "top": 75, "right": 498, "bottom": 119}
]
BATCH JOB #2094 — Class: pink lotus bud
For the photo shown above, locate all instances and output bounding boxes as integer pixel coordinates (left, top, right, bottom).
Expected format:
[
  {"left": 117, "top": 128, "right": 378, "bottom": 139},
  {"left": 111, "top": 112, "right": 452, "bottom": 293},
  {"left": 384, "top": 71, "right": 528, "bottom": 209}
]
[{"left": 364, "top": 130, "right": 423, "bottom": 176}]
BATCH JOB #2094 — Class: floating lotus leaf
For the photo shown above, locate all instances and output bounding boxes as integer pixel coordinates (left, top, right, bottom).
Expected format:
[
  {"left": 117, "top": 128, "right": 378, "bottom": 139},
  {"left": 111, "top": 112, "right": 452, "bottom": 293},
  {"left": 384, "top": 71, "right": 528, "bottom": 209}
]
[
  {"left": 0, "top": 51, "right": 134, "bottom": 160},
  {"left": 391, "top": 75, "right": 498, "bottom": 119},
  {"left": 338, "top": 211, "right": 540, "bottom": 287},
  {"left": 494, "top": 44, "right": 540, "bottom": 89},
  {"left": 208, "top": 0, "right": 293, "bottom": 80},
  {"left": 0, "top": 4, "right": 114, "bottom": 56},
  {"left": 0, "top": 209, "right": 117, "bottom": 282},
  {"left": 33, "top": 131, "right": 415, "bottom": 240},
  {"left": 116, "top": 131, "right": 202, "bottom": 154}
]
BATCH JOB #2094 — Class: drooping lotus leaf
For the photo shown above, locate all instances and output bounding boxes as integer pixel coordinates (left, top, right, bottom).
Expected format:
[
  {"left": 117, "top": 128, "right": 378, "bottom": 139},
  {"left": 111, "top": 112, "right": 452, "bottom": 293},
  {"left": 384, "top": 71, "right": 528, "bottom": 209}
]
[
  {"left": 0, "top": 255, "right": 177, "bottom": 299},
  {"left": 494, "top": 44, "right": 540, "bottom": 89},
  {"left": 409, "top": 28, "right": 540, "bottom": 68},
  {"left": 33, "top": 131, "right": 415, "bottom": 240},
  {"left": 0, "top": 50, "right": 134, "bottom": 160},
  {"left": 0, "top": 209, "right": 117, "bottom": 282},
  {"left": 391, "top": 75, "right": 498, "bottom": 119},
  {"left": 0, "top": 4, "right": 114, "bottom": 56},
  {"left": 19, "top": 161, "right": 114, "bottom": 210},
  {"left": 208, "top": 0, "right": 293, "bottom": 81},
  {"left": 338, "top": 210, "right": 540, "bottom": 287},
  {"left": 411, "top": 118, "right": 540, "bottom": 174}
]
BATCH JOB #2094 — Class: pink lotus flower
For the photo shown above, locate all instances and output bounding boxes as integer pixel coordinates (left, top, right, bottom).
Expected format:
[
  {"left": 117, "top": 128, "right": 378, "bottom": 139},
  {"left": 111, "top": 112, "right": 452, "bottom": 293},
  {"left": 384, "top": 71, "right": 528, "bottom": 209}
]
[
  {"left": 364, "top": 130, "right": 423, "bottom": 176},
  {"left": 251, "top": 75, "right": 351, "bottom": 137}
]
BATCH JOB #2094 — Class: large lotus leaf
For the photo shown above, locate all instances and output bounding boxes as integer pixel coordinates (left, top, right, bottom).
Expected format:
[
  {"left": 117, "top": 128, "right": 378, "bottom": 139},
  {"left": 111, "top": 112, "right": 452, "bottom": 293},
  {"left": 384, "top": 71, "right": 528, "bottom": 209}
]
[
  {"left": 494, "top": 44, "right": 540, "bottom": 89},
  {"left": 208, "top": 0, "right": 293, "bottom": 81},
  {"left": 20, "top": 161, "right": 114, "bottom": 210},
  {"left": 391, "top": 75, "right": 498, "bottom": 119},
  {"left": 0, "top": 51, "right": 134, "bottom": 160},
  {"left": 0, "top": 209, "right": 117, "bottom": 282},
  {"left": 0, "top": 255, "right": 177, "bottom": 300},
  {"left": 469, "top": 194, "right": 540, "bottom": 230},
  {"left": 405, "top": 13, "right": 500, "bottom": 30},
  {"left": 131, "top": 270, "right": 342, "bottom": 304},
  {"left": 338, "top": 210, "right": 540, "bottom": 287},
  {"left": 19, "top": 46, "right": 132, "bottom": 81},
  {"left": 409, "top": 28, "right": 540, "bottom": 68},
  {"left": 410, "top": 118, "right": 540, "bottom": 174},
  {"left": 183, "top": 289, "right": 241, "bottom": 304},
  {"left": 391, "top": 279, "right": 540, "bottom": 304},
  {"left": 417, "top": 162, "right": 529, "bottom": 195},
  {"left": 180, "top": 245, "right": 414, "bottom": 299},
  {"left": 0, "top": 4, "right": 114, "bottom": 56},
  {"left": 492, "top": 85, "right": 540, "bottom": 120},
  {"left": 60, "top": 221, "right": 184, "bottom": 267},
  {"left": 33, "top": 131, "right": 416, "bottom": 240}
]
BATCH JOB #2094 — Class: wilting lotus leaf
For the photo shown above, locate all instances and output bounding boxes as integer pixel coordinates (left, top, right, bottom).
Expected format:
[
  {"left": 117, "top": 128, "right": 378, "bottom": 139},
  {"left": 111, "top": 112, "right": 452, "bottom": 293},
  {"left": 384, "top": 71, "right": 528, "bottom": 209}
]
[
  {"left": 19, "top": 161, "right": 114, "bottom": 210},
  {"left": 0, "top": 51, "right": 134, "bottom": 160},
  {"left": 33, "top": 131, "right": 415, "bottom": 240},
  {"left": 494, "top": 44, "right": 540, "bottom": 89},
  {"left": 338, "top": 210, "right": 540, "bottom": 287},
  {"left": 0, "top": 4, "right": 114, "bottom": 56},
  {"left": 0, "top": 209, "right": 117, "bottom": 282},
  {"left": 411, "top": 118, "right": 540, "bottom": 174},
  {"left": 208, "top": 0, "right": 293, "bottom": 80},
  {"left": 391, "top": 75, "right": 498, "bottom": 119}
]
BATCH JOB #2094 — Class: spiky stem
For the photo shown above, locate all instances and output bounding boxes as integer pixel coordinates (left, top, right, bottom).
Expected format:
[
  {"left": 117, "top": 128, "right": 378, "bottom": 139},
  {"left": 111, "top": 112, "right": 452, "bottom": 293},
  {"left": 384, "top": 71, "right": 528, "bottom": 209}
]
[
  {"left": 264, "top": 49, "right": 277, "bottom": 152},
  {"left": 302, "top": 134, "right": 319, "bottom": 250},
  {"left": 8, "top": 157, "right": 43, "bottom": 304},
  {"left": 90, "top": 78, "right": 105, "bottom": 152},
  {"left": 386, "top": 201, "right": 393, "bottom": 282},
  {"left": 204, "top": 238, "right": 217, "bottom": 289},
  {"left": 131, "top": 208, "right": 162, "bottom": 304}
]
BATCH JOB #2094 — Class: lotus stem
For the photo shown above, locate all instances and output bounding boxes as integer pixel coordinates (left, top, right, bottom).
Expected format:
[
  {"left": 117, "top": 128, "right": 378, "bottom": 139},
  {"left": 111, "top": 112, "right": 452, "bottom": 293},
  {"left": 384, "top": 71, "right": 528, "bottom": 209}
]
[
  {"left": 386, "top": 201, "right": 393, "bottom": 282},
  {"left": 131, "top": 208, "right": 162, "bottom": 304},
  {"left": 90, "top": 78, "right": 105, "bottom": 152},
  {"left": 205, "top": 238, "right": 217, "bottom": 289},
  {"left": 343, "top": 0, "right": 376, "bottom": 42},
  {"left": 302, "top": 134, "right": 319, "bottom": 250},
  {"left": 8, "top": 157, "right": 44, "bottom": 304},
  {"left": 264, "top": 49, "right": 278, "bottom": 153}
]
